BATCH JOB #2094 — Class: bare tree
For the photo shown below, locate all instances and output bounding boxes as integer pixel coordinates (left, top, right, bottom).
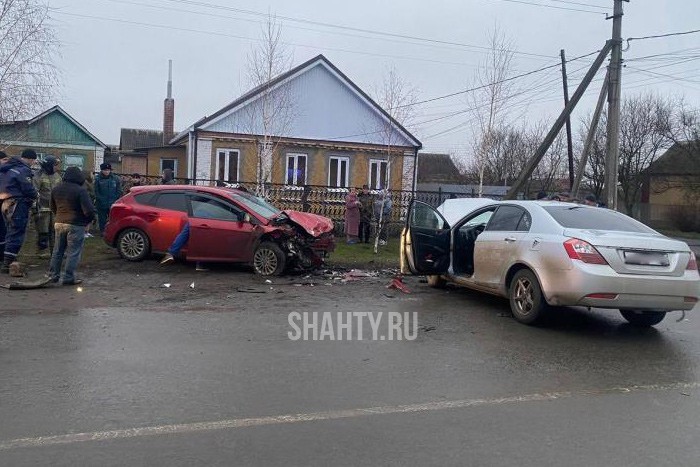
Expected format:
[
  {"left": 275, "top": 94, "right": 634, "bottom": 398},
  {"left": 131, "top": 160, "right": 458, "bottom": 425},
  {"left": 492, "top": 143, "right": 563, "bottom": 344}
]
[
  {"left": 617, "top": 93, "right": 673, "bottom": 216},
  {"left": 0, "top": 0, "right": 58, "bottom": 122},
  {"left": 467, "top": 27, "right": 517, "bottom": 197},
  {"left": 576, "top": 113, "right": 607, "bottom": 199},
  {"left": 245, "top": 14, "right": 295, "bottom": 193},
  {"left": 372, "top": 66, "right": 418, "bottom": 253}
]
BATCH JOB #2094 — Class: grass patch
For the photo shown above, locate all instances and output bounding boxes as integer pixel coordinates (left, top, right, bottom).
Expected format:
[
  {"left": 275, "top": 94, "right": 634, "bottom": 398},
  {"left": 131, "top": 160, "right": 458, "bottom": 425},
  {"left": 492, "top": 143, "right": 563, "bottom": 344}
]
[
  {"left": 327, "top": 237, "right": 400, "bottom": 269},
  {"left": 658, "top": 229, "right": 700, "bottom": 241}
]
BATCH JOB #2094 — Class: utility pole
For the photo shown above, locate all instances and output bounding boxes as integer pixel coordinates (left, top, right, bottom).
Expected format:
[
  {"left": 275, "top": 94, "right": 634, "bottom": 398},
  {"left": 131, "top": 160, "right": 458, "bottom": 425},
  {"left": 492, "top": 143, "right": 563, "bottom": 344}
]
[
  {"left": 504, "top": 41, "right": 613, "bottom": 200},
  {"left": 604, "top": 0, "right": 627, "bottom": 209},
  {"left": 560, "top": 49, "right": 575, "bottom": 190},
  {"left": 571, "top": 70, "right": 609, "bottom": 199}
]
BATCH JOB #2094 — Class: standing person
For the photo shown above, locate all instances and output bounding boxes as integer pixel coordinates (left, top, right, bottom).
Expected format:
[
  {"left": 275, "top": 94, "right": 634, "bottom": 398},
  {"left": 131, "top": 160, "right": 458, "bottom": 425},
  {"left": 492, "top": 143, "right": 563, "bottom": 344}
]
[
  {"left": 373, "top": 189, "right": 393, "bottom": 246},
  {"left": 357, "top": 185, "right": 373, "bottom": 244},
  {"left": 81, "top": 169, "right": 96, "bottom": 237},
  {"left": 584, "top": 194, "right": 599, "bottom": 207},
  {"left": 161, "top": 168, "right": 176, "bottom": 185},
  {"left": 48, "top": 167, "right": 95, "bottom": 285},
  {"left": 0, "top": 152, "right": 9, "bottom": 264},
  {"left": 0, "top": 149, "right": 38, "bottom": 274},
  {"left": 94, "top": 162, "right": 121, "bottom": 234},
  {"left": 33, "top": 156, "right": 61, "bottom": 257},
  {"left": 125, "top": 173, "right": 143, "bottom": 192},
  {"left": 344, "top": 187, "right": 361, "bottom": 244}
]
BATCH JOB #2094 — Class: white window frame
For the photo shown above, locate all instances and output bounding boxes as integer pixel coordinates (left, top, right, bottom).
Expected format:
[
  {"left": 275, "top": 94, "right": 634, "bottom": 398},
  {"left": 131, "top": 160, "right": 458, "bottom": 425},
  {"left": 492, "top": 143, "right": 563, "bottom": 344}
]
[
  {"left": 286, "top": 153, "right": 308, "bottom": 186},
  {"left": 215, "top": 149, "right": 240, "bottom": 183},
  {"left": 328, "top": 156, "right": 350, "bottom": 188},
  {"left": 160, "top": 158, "right": 178, "bottom": 176},
  {"left": 369, "top": 159, "right": 389, "bottom": 190}
]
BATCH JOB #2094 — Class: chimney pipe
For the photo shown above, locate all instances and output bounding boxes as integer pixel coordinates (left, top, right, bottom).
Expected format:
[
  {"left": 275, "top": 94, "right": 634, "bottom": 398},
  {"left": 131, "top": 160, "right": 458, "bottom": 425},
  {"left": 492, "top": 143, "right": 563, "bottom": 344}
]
[{"left": 163, "top": 59, "right": 175, "bottom": 145}]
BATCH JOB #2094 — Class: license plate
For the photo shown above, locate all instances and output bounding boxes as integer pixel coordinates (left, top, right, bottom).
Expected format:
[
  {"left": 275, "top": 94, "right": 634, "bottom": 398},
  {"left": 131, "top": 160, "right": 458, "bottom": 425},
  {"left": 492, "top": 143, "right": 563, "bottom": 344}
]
[{"left": 623, "top": 251, "right": 669, "bottom": 266}]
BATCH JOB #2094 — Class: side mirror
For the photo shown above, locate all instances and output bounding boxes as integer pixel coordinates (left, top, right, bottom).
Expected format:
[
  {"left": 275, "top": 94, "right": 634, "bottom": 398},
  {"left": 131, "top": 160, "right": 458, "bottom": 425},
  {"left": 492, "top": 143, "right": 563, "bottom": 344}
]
[{"left": 242, "top": 213, "right": 252, "bottom": 223}]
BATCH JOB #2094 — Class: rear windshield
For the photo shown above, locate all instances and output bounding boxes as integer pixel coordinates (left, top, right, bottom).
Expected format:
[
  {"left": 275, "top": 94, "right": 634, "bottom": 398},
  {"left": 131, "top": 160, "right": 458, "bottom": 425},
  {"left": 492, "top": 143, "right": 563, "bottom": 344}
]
[{"left": 543, "top": 206, "right": 655, "bottom": 233}]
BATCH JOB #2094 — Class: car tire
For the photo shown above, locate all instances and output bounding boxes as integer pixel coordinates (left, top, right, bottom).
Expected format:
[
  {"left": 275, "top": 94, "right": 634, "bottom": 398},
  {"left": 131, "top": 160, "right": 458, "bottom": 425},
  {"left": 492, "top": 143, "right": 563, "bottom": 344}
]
[
  {"left": 117, "top": 228, "right": 151, "bottom": 262},
  {"left": 253, "top": 242, "right": 286, "bottom": 276},
  {"left": 619, "top": 310, "right": 667, "bottom": 327},
  {"left": 426, "top": 275, "right": 446, "bottom": 288},
  {"left": 509, "top": 269, "right": 548, "bottom": 325}
]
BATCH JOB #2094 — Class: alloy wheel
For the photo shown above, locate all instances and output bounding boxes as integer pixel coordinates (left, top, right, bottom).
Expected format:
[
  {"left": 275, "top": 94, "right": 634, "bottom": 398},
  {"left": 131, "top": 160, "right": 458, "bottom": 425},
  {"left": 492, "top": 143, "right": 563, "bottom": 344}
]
[
  {"left": 120, "top": 231, "right": 145, "bottom": 260},
  {"left": 513, "top": 276, "right": 535, "bottom": 316},
  {"left": 254, "top": 248, "right": 278, "bottom": 276}
]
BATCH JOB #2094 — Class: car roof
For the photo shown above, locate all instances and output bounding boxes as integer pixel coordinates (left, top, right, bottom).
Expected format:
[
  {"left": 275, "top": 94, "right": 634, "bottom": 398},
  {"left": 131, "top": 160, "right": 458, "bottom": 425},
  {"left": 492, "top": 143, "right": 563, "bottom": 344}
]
[
  {"left": 436, "top": 198, "right": 498, "bottom": 225},
  {"left": 128, "top": 185, "right": 246, "bottom": 197}
]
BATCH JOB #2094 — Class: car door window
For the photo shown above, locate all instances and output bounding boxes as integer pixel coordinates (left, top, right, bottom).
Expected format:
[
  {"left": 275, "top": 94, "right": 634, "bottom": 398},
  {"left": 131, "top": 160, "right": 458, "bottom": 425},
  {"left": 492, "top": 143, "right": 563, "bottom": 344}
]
[
  {"left": 486, "top": 206, "right": 526, "bottom": 232},
  {"left": 155, "top": 192, "right": 188, "bottom": 212},
  {"left": 410, "top": 202, "right": 448, "bottom": 230},
  {"left": 190, "top": 196, "right": 242, "bottom": 221},
  {"left": 463, "top": 210, "right": 494, "bottom": 228},
  {"left": 515, "top": 211, "right": 532, "bottom": 232}
]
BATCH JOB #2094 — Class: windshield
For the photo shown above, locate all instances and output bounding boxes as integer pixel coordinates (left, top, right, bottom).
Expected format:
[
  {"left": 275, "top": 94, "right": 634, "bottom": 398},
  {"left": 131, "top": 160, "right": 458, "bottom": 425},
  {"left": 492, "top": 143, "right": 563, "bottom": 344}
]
[
  {"left": 543, "top": 206, "right": 656, "bottom": 233},
  {"left": 228, "top": 192, "right": 281, "bottom": 219}
]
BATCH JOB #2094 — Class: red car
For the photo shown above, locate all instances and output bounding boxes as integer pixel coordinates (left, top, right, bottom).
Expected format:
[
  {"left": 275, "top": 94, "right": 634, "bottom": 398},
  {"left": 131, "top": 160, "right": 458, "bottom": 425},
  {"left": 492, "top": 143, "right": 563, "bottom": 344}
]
[{"left": 103, "top": 185, "right": 335, "bottom": 275}]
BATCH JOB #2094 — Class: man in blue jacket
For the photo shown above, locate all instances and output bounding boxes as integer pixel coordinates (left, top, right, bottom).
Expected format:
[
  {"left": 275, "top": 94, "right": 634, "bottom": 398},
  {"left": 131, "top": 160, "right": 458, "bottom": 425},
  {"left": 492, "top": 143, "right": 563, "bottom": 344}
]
[
  {"left": 0, "top": 149, "right": 39, "bottom": 274},
  {"left": 94, "top": 162, "right": 122, "bottom": 234}
]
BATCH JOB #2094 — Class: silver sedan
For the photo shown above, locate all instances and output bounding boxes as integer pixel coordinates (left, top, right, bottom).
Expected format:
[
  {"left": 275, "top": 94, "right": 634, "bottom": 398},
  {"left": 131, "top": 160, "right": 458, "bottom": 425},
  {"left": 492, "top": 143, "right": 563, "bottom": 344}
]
[{"left": 401, "top": 200, "right": 700, "bottom": 326}]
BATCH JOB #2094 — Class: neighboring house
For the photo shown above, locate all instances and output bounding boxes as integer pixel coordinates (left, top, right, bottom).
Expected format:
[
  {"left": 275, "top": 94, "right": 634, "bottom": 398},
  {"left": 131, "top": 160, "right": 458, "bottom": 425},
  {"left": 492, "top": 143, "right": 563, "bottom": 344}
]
[
  {"left": 641, "top": 141, "right": 700, "bottom": 229},
  {"left": 0, "top": 105, "right": 106, "bottom": 172},
  {"left": 416, "top": 153, "right": 463, "bottom": 186},
  {"left": 118, "top": 128, "right": 186, "bottom": 178},
  {"left": 171, "top": 54, "right": 422, "bottom": 190}
]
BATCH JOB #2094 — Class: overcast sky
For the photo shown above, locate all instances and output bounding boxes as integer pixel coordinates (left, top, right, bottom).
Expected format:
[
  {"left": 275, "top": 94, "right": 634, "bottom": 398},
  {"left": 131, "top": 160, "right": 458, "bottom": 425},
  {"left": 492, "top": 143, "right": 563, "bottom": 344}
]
[{"left": 50, "top": 0, "right": 700, "bottom": 157}]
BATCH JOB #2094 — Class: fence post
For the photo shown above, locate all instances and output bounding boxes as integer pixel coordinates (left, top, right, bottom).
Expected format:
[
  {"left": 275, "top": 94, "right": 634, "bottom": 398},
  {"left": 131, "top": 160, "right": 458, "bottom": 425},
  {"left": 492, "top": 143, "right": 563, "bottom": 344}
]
[{"left": 438, "top": 187, "right": 442, "bottom": 205}]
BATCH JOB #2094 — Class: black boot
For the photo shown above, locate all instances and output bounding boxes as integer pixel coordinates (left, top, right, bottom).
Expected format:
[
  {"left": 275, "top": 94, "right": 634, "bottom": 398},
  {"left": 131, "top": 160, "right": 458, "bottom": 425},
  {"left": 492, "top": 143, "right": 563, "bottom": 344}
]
[{"left": 1, "top": 256, "right": 11, "bottom": 274}]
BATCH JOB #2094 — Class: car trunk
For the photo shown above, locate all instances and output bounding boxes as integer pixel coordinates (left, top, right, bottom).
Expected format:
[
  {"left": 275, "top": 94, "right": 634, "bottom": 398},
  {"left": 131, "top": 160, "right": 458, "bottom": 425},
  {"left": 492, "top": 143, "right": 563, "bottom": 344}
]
[{"left": 563, "top": 229, "right": 691, "bottom": 277}]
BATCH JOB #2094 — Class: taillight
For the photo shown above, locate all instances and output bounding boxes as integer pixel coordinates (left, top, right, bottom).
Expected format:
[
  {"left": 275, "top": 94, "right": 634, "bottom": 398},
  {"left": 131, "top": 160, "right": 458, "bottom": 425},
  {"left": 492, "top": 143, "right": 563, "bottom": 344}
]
[
  {"left": 564, "top": 238, "right": 608, "bottom": 265},
  {"left": 687, "top": 252, "right": 698, "bottom": 271}
]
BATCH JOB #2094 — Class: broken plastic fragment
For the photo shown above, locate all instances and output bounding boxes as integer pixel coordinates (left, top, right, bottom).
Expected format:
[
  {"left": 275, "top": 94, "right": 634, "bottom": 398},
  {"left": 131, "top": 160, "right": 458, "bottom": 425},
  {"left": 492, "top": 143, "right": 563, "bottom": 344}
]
[
  {"left": 189, "top": 282, "right": 195, "bottom": 289},
  {"left": 161, "top": 283, "right": 171, "bottom": 288}
]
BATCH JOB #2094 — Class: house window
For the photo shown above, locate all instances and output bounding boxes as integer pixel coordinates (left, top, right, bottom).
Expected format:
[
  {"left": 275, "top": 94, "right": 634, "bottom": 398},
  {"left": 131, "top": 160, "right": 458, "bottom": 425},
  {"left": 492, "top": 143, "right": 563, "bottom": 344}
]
[
  {"left": 369, "top": 159, "right": 389, "bottom": 190},
  {"left": 328, "top": 156, "right": 349, "bottom": 188},
  {"left": 286, "top": 153, "right": 307, "bottom": 186},
  {"left": 63, "top": 154, "right": 85, "bottom": 170},
  {"left": 216, "top": 149, "right": 239, "bottom": 183},
  {"left": 160, "top": 158, "right": 178, "bottom": 176},
  {"left": 36, "top": 152, "right": 54, "bottom": 162}
]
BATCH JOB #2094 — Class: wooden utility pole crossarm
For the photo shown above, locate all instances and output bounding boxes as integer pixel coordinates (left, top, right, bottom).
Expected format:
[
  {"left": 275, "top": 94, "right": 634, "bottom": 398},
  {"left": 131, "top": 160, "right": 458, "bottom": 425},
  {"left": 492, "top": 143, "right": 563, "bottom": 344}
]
[{"left": 504, "top": 41, "right": 614, "bottom": 200}]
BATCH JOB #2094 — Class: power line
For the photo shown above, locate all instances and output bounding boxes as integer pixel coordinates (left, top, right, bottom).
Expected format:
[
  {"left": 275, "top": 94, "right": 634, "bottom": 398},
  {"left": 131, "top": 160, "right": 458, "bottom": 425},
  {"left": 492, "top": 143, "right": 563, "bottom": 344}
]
[
  {"left": 485, "top": 0, "right": 608, "bottom": 15},
  {"left": 547, "top": 0, "right": 609, "bottom": 9},
  {"left": 401, "top": 48, "right": 602, "bottom": 108},
  {"left": 626, "top": 28, "right": 700, "bottom": 48},
  {"left": 155, "top": 0, "right": 556, "bottom": 59}
]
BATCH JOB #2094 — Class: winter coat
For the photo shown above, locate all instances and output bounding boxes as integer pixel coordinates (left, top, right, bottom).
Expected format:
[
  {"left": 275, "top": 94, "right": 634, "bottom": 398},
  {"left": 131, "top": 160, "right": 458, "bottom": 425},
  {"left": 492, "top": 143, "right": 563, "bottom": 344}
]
[
  {"left": 94, "top": 173, "right": 122, "bottom": 209},
  {"left": 373, "top": 195, "right": 393, "bottom": 221},
  {"left": 161, "top": 169, "right": 176, "bottom": 185},
  {"left": 358, "top": 191, "right": 373, "bottom": 222},
  {"left": 51, "top": 167, "right": 95, "bottom": 226},
  {"left": 33, "top": 169, "right": 61, "bottom": 212},
  {"left": 344, "top": 192, "right": 361, "bottom": 236},
  {"left": 0, "top": 157, "right": 37, "bottom": 200}
]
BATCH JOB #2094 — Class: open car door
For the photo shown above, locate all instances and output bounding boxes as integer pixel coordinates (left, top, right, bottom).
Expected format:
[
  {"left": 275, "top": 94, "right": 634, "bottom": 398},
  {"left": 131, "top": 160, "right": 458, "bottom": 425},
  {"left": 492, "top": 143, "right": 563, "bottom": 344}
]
[{"left": 401, "top": 200, "right": 451, "bottom": 275}]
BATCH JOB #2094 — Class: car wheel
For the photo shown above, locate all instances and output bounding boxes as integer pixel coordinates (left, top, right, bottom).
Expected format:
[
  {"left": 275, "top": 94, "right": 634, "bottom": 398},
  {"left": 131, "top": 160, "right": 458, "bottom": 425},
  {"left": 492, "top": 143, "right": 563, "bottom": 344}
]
[
  {"left": 426, "top": 275, "right": 446, "bottom": 288},
  {"left": 619, "top": 310, "right": 667, "bottom": 327},
  {"left": 509, "top": 269, "right": 547, "bottom": 325},
  {"left": 253, "top": 242, "right": 286, "bottom": 276},
  {"left": 117, "top": 228, "right": 151, "bottom": 261}
]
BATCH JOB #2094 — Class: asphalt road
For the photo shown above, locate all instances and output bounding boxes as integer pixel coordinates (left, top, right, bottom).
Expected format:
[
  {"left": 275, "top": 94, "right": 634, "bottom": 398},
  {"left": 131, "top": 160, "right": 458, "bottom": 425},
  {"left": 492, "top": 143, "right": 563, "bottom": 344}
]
[{"left": 1, "top": 259, "right": 699, "bottom": 466}]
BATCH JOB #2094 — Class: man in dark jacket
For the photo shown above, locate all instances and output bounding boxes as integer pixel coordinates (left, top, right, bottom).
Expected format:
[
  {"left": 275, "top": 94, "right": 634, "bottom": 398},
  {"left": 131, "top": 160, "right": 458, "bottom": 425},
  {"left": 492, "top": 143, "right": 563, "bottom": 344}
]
[
  {"left": 94, "top": 162, "right": 121, "bottom": 234},
  {"left": 161, "top": 168, "right": 176, "bottom": 185},
  {"left": 48, "top": 167, "right": 95, "bottom": 285},
  {"left": 0, "top": 149, "right": 38, "bottom": 274}
]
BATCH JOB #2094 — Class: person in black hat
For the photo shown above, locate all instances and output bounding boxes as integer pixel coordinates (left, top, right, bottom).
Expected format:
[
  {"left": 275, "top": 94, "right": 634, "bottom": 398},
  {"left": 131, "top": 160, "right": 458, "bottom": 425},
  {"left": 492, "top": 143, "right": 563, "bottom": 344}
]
[
  {"left": 0, "top": 149, "right": 38, "bottom": 274},
  {"left": 94, "top": 162, "right": 121, "bottom": 234}
]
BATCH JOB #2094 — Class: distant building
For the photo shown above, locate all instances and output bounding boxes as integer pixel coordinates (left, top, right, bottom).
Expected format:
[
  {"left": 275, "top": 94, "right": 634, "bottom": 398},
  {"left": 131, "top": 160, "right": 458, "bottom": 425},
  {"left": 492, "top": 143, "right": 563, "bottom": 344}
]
[{"left": 0, "top": 105, "right": 106, "bottom": 172}]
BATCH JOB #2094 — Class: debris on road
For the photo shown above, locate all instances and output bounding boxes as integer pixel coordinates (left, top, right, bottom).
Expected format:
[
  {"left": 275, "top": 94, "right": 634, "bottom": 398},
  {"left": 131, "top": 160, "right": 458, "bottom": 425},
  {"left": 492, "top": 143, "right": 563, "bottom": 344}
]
[
  {"left": 237, "top": 286, "right": 267, "bottom": 293},
  {"left": 189, "top": 282, "right": 195, "bottom": 289},
  {"left": 386, "top": 275, "right": 410, "bottom": 294},
  {"left": 419, "top": 325, "right": 436, "bottom": 332},
  {"left": 161, "top": 283, "right": 171, "bottom": 288},
  {"left": 0, "top": 275, "right": 53, "bottom": 290}
]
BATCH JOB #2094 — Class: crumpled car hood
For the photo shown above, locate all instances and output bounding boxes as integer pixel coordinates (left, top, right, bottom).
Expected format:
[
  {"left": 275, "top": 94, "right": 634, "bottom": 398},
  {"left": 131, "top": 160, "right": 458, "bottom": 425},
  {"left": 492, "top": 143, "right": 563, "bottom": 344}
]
[{"left": 282, "top": 210, "right": 334, "bottom": 237}]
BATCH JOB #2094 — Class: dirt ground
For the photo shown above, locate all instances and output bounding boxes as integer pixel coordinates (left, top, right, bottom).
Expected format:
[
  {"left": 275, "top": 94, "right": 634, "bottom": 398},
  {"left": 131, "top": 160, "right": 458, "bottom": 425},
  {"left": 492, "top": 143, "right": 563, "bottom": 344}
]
[{"left": 1, "top": 238, "right": 416, "bottom": 314}]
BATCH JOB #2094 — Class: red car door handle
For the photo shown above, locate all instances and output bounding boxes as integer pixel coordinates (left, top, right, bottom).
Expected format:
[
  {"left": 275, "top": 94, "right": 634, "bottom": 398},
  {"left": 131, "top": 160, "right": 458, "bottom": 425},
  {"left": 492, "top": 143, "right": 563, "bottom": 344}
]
[{"left": 199, "top": 224, "right": 211, "bottom": 229}]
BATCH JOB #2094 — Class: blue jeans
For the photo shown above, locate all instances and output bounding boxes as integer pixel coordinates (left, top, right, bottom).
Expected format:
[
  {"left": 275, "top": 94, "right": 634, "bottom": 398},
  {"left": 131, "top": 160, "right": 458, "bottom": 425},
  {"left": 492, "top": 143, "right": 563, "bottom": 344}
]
[
  {"left": 1, "top": 198, "right": 31, "bottom": 260},
  {"left": 49, "top": 223, "right": 86, "bottom": 283},
  {"left": 168, "top": 222, "right": 190, "bottom": 256}
]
